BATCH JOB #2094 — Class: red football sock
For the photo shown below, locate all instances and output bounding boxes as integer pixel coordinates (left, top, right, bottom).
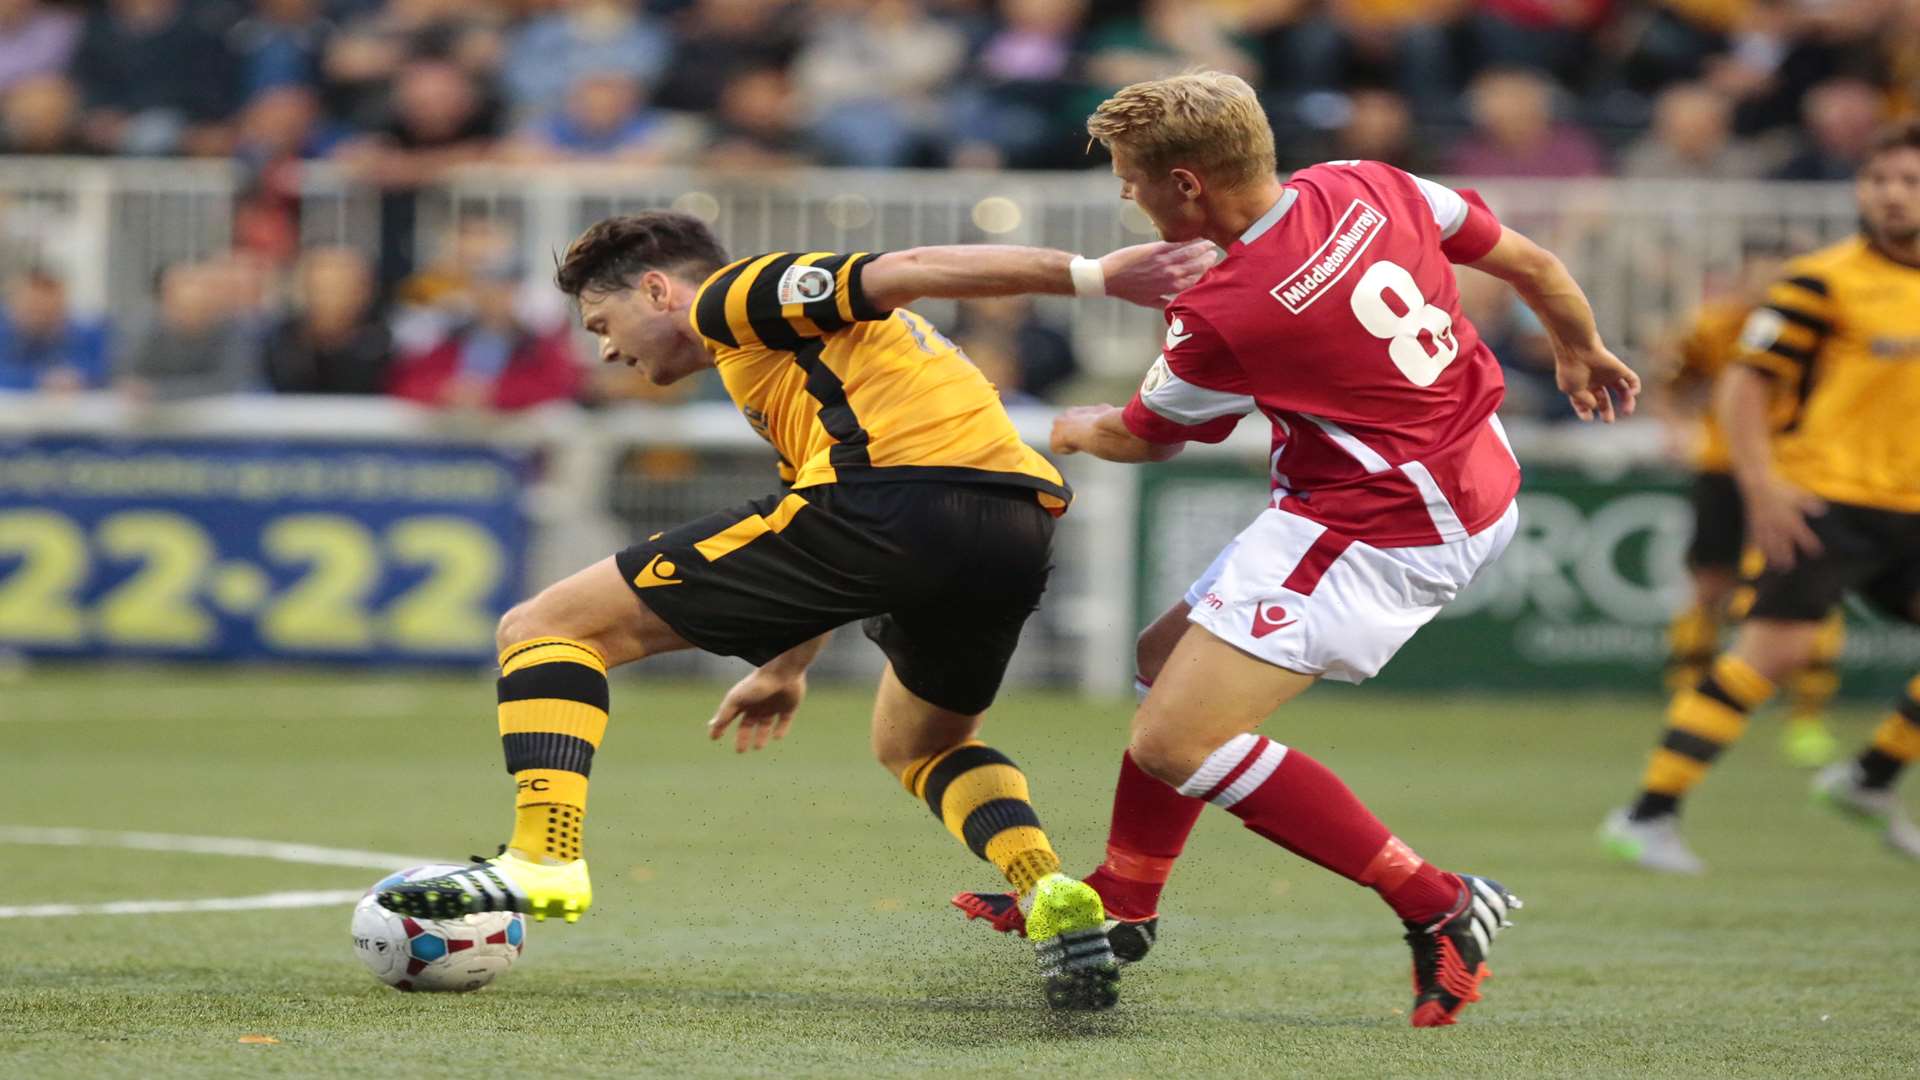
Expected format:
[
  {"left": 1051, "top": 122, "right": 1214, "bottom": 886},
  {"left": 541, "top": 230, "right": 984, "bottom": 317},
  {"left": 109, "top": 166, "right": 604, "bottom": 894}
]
[
  {"left": 1178, "top": 734, "right": 1461, "bottom": 924},
  {"left": 1082, "top": 750, "right": 1204, "bottom": 921}
]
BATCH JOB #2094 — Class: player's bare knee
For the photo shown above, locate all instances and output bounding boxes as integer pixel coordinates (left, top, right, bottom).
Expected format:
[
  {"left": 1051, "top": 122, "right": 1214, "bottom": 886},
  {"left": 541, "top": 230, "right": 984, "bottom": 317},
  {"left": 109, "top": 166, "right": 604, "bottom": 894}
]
[
  {"left": 1127, "top": 722, "right": 1193, "bottom": 787},
  {"left": 494, "top": 600, "right": 544, "bottom": 652},
  {"left": 874, "top": 719, "right": 981, "bottom": 778},
  {"left": 1730, "top": 620, "right": 1824, "bottom": 683},
  {"left": 495, "top": 590, "right": 608, "bottom": 658}
]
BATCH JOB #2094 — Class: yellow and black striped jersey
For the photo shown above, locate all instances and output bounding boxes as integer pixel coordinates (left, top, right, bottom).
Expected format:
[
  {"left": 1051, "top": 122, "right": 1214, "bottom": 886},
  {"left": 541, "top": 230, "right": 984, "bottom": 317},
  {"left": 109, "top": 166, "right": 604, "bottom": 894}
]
[
  {"left": 1669, "top": 298, "right": 1746, "bottom": 473},
  {"left": 1735, "top": 236, "right": 1920, "bottom": 512},
  {"left": 1668, "top": 297, "right": 1800, "bottom": 473},
  {"left": 689, "top": 250, "right": 1070, "bottom": 513}
]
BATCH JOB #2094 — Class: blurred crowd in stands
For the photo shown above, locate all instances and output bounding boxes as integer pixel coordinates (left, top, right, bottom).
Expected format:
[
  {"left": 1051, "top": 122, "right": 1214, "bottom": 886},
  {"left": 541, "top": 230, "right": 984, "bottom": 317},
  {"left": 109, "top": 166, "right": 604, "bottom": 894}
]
[
  {"left": 0, "top": 215, "right": 1082, "bottom": 410},
  {"left": 0, "top": 0, "right": 1908, "bottom": 175},
  {"left": 1, "top": 0, "right": 1915, "bottom": 413}
]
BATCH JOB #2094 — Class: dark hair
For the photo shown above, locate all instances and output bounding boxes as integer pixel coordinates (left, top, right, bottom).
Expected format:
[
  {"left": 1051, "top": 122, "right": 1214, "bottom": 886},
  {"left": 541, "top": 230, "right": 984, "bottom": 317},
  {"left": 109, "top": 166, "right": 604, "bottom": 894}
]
[
  {"left": 554, "top": 212, "right": 730, "bottom": 298},
  {"left": 1866, "top": 120, "right": 1920, "bottom": 165}
]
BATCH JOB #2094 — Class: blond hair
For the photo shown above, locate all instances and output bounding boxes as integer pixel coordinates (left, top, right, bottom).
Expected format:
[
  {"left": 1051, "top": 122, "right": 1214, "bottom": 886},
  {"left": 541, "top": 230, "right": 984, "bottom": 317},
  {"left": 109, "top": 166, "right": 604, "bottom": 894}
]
[{"left": 1087, "top": 71, "right": 1276, "bottom": 190}]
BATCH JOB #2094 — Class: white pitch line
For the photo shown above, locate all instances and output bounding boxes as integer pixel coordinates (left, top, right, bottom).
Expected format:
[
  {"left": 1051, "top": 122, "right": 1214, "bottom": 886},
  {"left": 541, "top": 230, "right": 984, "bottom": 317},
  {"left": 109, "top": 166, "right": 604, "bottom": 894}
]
[
  {"left": 0, "top": 826, "right": 434, "bottom": 869},
  {"left": 0, "top": 826, "right": 441, "bottom": 919},
  {"left": 0, "top": 889, "right": 366, "bottom": 919}
]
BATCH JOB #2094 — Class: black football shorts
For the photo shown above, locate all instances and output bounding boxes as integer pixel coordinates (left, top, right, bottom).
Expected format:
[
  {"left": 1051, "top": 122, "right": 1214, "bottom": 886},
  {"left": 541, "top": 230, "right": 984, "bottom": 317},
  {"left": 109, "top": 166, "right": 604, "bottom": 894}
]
[
  {"left": 1743, "top": 501, "right": 1920, "bottom": 625},
  {"left": 1687, "top": 471, "right": 1745, "bottom": 571},
  {"left": 615, "top": 481, "right": 1054, "bottom": 715}
]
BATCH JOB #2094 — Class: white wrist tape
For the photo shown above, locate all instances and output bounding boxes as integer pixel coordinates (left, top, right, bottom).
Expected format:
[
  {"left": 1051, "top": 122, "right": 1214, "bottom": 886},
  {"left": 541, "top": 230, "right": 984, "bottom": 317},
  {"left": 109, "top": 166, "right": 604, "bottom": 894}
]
[{"left": 1068, "top": 255, "right": 1106, "bottom": 298}]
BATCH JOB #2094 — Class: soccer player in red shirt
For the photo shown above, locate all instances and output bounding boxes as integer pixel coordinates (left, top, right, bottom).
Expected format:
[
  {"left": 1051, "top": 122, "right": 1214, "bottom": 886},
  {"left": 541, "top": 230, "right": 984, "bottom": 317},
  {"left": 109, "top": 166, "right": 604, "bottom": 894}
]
[{"left": 957, "top": 72, "right": 1640, "bottom": 1026}]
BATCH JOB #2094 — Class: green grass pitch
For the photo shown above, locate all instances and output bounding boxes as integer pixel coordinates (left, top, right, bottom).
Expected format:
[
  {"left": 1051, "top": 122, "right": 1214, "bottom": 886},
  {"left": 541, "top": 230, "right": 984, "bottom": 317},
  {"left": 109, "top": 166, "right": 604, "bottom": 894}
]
[{"left": 3, "top": 669, "right": 1917, "bottom": 1078}]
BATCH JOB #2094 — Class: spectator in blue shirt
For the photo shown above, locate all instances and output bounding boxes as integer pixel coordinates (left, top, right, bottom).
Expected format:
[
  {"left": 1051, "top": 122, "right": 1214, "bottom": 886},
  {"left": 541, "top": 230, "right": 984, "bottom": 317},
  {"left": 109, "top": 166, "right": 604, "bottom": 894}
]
[
  {"left": 227, "top": 0, "right": 336, "bottom": 99},
  {"left": 504, "top": 71, "right": 674, "bottom": 162},
  {"left": 500, "top": 0, "right": 667, "bottom": 120},
  {"left": 0, "top": 269, "right": 110, "bottom": 393}
]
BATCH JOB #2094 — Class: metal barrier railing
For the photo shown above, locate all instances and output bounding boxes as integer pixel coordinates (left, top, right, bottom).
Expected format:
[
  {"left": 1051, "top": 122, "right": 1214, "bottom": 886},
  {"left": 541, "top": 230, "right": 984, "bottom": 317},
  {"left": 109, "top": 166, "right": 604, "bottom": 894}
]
[
  {"left": 0, "top": 160, "right": 1862, "bottom": 378},
  {"left": 295, "top": 164, "right": 1864, "bottom": 372}
]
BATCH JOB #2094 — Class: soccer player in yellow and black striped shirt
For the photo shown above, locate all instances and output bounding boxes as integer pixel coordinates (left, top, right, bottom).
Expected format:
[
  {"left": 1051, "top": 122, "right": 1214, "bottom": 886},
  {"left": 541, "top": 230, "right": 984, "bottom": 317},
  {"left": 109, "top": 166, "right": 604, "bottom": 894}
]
[
  {"left": 1655, "top": 248, "right": 1845, "bottom": 768},
  {"left": 375, "top": 208, "right": 1215, "bottom": 1010},
  {"left": 1605, "top": 122, "right": 1920, "bottom": 871}
]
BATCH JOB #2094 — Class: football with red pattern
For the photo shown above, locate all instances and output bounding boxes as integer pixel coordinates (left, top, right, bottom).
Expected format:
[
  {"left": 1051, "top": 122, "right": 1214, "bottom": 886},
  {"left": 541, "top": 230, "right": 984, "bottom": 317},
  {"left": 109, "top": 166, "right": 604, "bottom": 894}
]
[{"left": 350, "top": 865, "right": 526, "bottom": 992}]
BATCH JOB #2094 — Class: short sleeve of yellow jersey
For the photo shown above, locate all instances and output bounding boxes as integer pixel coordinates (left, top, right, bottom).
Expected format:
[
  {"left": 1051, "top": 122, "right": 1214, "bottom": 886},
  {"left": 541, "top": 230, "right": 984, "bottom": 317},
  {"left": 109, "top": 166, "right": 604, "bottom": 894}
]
[
  {"left": 691, "top": 252, "right": 891, "bottom": 351},
  {"left": 1733, "top": 266, "right": 1835, "bottom": 388},
  {"left": 1676, "top": 321, "right": 1713, "bottom": 380}
]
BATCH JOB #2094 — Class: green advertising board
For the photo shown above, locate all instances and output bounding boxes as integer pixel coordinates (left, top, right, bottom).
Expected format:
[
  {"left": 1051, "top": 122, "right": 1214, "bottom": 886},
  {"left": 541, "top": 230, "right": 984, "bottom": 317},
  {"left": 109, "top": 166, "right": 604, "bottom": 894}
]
[{"left": 1135, "top": 459, "right": 1920, "bottom": 699}]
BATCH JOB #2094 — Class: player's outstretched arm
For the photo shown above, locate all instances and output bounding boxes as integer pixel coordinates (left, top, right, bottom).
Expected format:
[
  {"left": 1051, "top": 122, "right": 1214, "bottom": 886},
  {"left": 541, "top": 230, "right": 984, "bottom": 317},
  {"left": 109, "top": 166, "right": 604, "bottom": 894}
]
[
  {"left": 861, "top": 240, "right": 1215, "bottom": 311},
  {"left": 708, "top": 633, "right": 831, "bottom": 753},
  {"left": 1051, "top": 404, "right": 1183, "bottom": 464},
  {"left": 1717, "top": 366, "right": 1824, "bottom": 570},
  {"left": 1469, "top": 226, "right": 1640, "bottom": 422}
]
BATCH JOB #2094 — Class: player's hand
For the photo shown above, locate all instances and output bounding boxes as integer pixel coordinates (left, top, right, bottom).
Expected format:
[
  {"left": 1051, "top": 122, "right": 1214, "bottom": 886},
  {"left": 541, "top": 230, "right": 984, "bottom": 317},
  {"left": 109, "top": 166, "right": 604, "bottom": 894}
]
[
  {"left": 1099, "top": 240, "right": 1217, "bottom": 308},
  {"left": 1554, "top": 343, "right": 1640, "bottom": 422},
  {"left": 1743, "top": 474, "right": 1827, "bottom": 571},
  {"left": 707, "top": 668, "right": 806, "bottom": 753},
  {"left": 1050, "top": 404, "right": 1117, "bottom": 456}
]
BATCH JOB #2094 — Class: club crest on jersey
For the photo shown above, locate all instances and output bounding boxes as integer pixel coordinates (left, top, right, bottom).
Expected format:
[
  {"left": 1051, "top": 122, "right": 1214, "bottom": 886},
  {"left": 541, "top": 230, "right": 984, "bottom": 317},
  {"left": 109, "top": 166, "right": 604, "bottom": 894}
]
[
  {"left": 1140, "top": 354, "right": 1172, "bottom": 395},
  {"left": 1271, "top": 200, "right": 1387, "bottom": 314},
  {"left": 1739, "top": 308, "right": 1786, "bottom": 351},
  {"left": 776, "top": 264, "right": 836, "bottom": 306}
]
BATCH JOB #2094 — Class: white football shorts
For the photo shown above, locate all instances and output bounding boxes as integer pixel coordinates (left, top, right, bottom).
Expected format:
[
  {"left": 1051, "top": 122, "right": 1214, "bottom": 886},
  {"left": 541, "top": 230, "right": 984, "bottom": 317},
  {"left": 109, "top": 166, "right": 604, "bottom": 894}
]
[{"left": 1181, "top": 501, "right": 1519, "bottom": 684}]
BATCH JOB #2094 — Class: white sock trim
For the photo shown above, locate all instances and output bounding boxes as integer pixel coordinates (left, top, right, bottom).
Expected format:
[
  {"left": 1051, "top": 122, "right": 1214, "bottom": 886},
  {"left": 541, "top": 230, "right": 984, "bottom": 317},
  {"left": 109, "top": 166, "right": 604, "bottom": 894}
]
[
  {"left": 1133, "top": 676, "right": 1153, "bottom": 702},
  {"left": 1214, "top": 740, "right": 1287, "bottom": 809},
  {"left": 1176, "top": 734, "right": 1291, "bottom": 809},
  {"left": 1177, "top": 733, "right": 1263, "bottom": 799}
]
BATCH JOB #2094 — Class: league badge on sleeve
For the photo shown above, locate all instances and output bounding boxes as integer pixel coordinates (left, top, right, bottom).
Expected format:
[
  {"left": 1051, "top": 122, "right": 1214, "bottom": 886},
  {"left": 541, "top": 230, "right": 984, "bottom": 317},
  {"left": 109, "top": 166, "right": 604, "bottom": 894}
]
[{"left": 777, "top": 264, "right": 837, "bottom": 305}]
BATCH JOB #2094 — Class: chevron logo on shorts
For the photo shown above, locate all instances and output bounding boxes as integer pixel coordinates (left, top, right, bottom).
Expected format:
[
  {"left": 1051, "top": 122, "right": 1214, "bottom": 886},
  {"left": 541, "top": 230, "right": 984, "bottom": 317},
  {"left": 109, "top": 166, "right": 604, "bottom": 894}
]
[
  {"left": 632, "top": 554, "right": 683, "bottom": 588},
  {"left": 1251, "top": 603, "right": 1297, "bottom": 638}
]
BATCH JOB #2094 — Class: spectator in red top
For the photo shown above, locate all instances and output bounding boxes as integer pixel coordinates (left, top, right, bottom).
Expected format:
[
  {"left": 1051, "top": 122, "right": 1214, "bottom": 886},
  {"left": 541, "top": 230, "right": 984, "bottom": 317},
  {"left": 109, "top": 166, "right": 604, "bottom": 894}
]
[
  {"left": 1470, "top": 0, "right": 1613, "bottom": 84},
  {"left": 388, "top": 258, "right": 581, "bottom": 411},
  {"left": 1445, "top": 67, "right": 1609, "bottom": 177}
]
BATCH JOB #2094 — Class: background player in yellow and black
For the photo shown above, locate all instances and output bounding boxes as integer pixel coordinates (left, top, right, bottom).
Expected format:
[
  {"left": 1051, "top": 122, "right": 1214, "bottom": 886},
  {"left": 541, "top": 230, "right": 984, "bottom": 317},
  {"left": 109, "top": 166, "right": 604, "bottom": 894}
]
[
  {"left": 375, "top": 209, "right": 1216, "bottom": 1010},
  {"left": 1604, "top": 122, "right": 1920, "bottom": 872},
  {"left": 1654, "top": 243, "right": 1845, "bottom": 769}
]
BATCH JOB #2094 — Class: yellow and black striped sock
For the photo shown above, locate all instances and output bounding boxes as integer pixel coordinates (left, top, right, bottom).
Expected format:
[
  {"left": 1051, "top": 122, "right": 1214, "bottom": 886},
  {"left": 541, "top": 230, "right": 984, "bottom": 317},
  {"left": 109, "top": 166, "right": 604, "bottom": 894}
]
[
  {"left": 1857, "top": 675, "right": 1920, "bottom": 791},
  {"left": 1665, "top": 602, "right": 1722, "bottom": 695},
  {"left": 901, "top": 740, "right": 1060, "bottom": 895},
  {"left": 1632, "top": 654, "right": 1775, "bottom": 820},
  {"left": 1787, "top": 610, "right": 1846, "bottom": 723},
  {"left": 497, "top": 637, "right": 609, "bottom": 864}
]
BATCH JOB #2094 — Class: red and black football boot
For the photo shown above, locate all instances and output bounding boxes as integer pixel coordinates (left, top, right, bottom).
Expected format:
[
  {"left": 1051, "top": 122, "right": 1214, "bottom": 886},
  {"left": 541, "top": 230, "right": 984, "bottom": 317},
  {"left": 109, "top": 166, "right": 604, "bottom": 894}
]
[
  {"left": 952, "top": 890, "right": 1159, "bottom": 964},
  {"left": 1403, "top": 873, "right": 1521, "bottom": 1028}
]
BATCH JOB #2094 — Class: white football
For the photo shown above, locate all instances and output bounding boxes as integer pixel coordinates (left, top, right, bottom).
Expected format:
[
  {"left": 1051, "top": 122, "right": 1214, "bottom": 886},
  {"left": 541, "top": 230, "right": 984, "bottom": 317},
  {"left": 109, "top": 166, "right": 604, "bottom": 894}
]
[{"left": 350, "top": 865, "right": 526, "bottom": 992}]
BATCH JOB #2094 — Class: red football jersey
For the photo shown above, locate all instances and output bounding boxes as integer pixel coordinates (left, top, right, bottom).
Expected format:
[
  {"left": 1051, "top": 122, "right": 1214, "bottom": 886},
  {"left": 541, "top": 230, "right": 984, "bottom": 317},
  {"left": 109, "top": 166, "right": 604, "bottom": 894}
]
[{"left": 1122, "top": 160, "right": 1521, "bottom": 548}]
